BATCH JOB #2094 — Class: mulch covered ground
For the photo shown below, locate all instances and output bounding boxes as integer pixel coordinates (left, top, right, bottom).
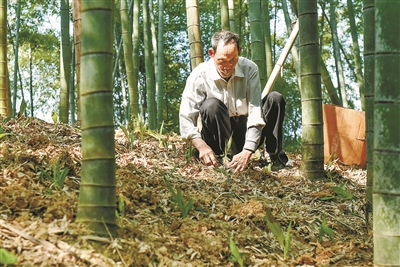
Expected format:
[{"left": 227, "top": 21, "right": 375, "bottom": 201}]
[{"left": 0, "top": 117, "right": 373, "bottom": 266}]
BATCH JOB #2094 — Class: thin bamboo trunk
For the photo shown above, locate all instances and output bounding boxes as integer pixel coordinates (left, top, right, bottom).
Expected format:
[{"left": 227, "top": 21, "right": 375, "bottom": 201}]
[
  {"left": 262, "top": 21, "right": 298, "bottom": 98},
  {"left": 363, "top": 0, "right": 374, "bottom": 215},
  {"left": 281, "top": 0, "right": 299, "bottom": 85},
  {"left": 186, "top": 0, "right": 204, "bottom": 70},
  {"left": 143, "top": 0, "right": 156, "bottom": 129},
  {"left": 12, "top": 0, "right": 21, "bottom": 117},
  {"left": 328, "top": 0, "right": 348, "bottom": 107},
  {"left": 262, "top": 0, "right": 273, "bottom": 78},
  {"left": 220, "top": 0, "right": 230, "bottom": 30},
  {"left": 0, "top": 0, "right": 8, "bottom": 117},
  {"left": 69, "top": 45, "right": 75, "bottom": 123},
  {"left": 249, "top": 0, "right": 266, "bottom": 87},
  {"left": 228, "top": 0, "right": 235, "bottom": 32},
  {"left": 60, "top": 0, "right": 70, "bottom": 123},
  {"left": 130, "top": 0, "right": 140, "bottom": 121},
  {"left": 347, "top": 0, "right": 364, "bottom": 110},
  {"left": 157, "top": 0, "right": 165, "bottom": 127},
  {"left": 73, "top": 0, "right": 81, "bottom": 125},
  {"left": 120, "top": 0, "right": 135, "bottom": 125}
]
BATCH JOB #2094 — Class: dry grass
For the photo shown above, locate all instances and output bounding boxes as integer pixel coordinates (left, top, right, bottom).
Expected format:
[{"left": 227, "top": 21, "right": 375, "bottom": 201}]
[{"left": 0, "top": 117, "right": 373, "bottom": 266}]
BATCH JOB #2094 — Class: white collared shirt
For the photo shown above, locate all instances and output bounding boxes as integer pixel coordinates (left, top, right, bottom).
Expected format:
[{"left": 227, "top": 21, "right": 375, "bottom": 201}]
[{"left": 179, "top": 57, "right": 265, "bottom": 152}]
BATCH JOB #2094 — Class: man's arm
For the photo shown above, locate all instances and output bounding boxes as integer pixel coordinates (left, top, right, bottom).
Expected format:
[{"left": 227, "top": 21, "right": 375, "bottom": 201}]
[{"left": 192, "top": 138, "right": 218, "bottom": 166}]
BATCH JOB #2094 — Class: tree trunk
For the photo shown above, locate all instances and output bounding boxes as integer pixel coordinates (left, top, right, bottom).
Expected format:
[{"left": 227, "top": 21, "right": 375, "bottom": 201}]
[
  {"left": 347, "top": 0, "right": 364, "bottom": 110},
  {"left": 12, "top": 0, "right": 21, "bottom": 117},
  {"left": 73, "top": 0, "right": 81, "bottom": 125},
  {"left": 149, "top": 1, "right": 160, "bottom": 127},
  {"left": 59, "top": 0, "right": 70, "bottom": 124},
  {"left": 143, "top": 0, "right": 157, "bottom": 130},
  {"left": 363, "top": 0, "right": 374, "bottom": 215},
  {"left": 299, "top": 0, "right": 324, "bottom": 180},
  {"left": 281, "top": 0, "right": 299, "bottom": 85},
  {"left": 76, "top": 0, "right": 117, "bottom": 236},
  {"left": 157, "top": 0, "right": 165, "bottom": 127},
  {"left": 228, "top": 0, "right": 235, "bottom": 32},
  {"left": 72, "top": 0, "right": 82, "bottom": 125},
  {"left": 120, "top": 0, "right": 135, "bottom": 125},
  {"left": 249, "top": 0, "right": 266, "bottom": 87},
  {"left": 130, "top": 0, "right": 140, "bottom": 122},
  {"left": 320, "top": 59, "right": 342, "bottom": 105},
  {"left": 186, "top": 0, "right": 204, "bottom": 70},
  {"left": 29, "top": 48, "right": 33, "bottom": 116},
  {"left": 0, "top": 0, "right": 8, "bottom": 117},
  {"left": 328, "top": 0, "right": 348, "bottom": 107},
  {"left": 263, "top": 0, "right": 273, "bottom": 79},
  {"left": 220, "top": 0, "right": 230, "bottom": 30},
  {"left": 69, "top": 45, "right": 75, "bottom": 123},
  {"left": 373, "top": 1, "right": 400, "bottom": 265}
]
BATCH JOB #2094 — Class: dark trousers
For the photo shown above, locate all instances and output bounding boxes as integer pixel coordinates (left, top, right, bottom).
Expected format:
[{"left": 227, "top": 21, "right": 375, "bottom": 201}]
[{"left": 199, "top": 91, "right": 286, "bottom": 156}]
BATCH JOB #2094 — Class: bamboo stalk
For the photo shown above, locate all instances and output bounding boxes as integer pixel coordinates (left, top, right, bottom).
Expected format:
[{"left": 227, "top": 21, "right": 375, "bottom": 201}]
[{"left": 262, "top": 20, "right": 299, "bottom": 99}]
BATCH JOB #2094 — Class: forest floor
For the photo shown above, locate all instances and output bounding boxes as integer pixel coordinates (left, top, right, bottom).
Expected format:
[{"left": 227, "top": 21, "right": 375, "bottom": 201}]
[{"left": 0, "top": 117, "right": 373, "bottom": 267}]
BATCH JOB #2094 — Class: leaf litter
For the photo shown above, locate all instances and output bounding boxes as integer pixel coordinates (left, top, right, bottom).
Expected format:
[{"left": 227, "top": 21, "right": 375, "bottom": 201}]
[{"left": 0, "top": 117, "right": 373, "bottom": 266}]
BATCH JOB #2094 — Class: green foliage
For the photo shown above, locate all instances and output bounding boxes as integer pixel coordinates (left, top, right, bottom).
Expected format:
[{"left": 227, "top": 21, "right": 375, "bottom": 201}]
[
  {"left": 40, "top": 161, "right": 68, "bottom": 190},
  {"left": 149, "top": 121, "right": 176, "bottom": 151},
  {"left": 228, "top": 236, "right": 245, "bottom": 267},
  {"left": 163, "top": 173, "right": 193, "bottom": 218},
  {"left": 264, "top": 209, "right": 285, "bottom": 247},
  {"left": 284, "top": 221, "right": 293, "bottom": 260},
  {"left": 331, "top": 183, "right": 355, "bottom": 200},
  {"left": 17, "top": 99, "right": 27, "bottom": 117},
  {"left": 120, "top": 124, "right": 135, "bottom": 150},
  {"left": 0, "top": 248, "right": 17, "bottom": 264},
  {"left": 116, "top": 194, "right": 126, "bottom": 226},
  {"left": 51, "top": 111, "right": 58, "bottom": 124},
  {"left": 224, "top": 134, "right": 233, "bottom": 162},
  {"left": 319, "top": 182, "right": 356, "bottom": 201},
  {"left": 133, "top": 115, "right": 147, "bottom": 142},
  {"left": 0, "top": 125, "right": 12, "bottom": 140},
  {"left": 186, "top": 141, "right": 193, "bottom": 164},
  {"left": 318, "top": 213, "right": 335, "bottom": 242},
  {"left": 263, "top": 163, "right": 272, "bottom": 173},
  {"left": 263, "top": 209, "right": 293, "bottom": 260}
]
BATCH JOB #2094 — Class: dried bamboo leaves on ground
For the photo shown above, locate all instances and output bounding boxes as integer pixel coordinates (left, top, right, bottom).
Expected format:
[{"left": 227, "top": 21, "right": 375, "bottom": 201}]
[{"left": 0, "top": 118, "right": 373, "bottom": 266}]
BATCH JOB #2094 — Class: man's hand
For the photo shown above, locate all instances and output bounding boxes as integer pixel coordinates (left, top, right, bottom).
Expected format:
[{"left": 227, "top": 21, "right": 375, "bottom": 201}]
[
  {"left": 228, "top": 150, "right": 253, "bottom": 173},
  {"left": 192, "top": 138, "right": 218, "bottom": 167}
]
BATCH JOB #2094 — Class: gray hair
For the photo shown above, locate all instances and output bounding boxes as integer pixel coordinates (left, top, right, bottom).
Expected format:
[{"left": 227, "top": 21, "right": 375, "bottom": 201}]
[{"left": 211, "top": 31, "right": 240, "bottom": 53}]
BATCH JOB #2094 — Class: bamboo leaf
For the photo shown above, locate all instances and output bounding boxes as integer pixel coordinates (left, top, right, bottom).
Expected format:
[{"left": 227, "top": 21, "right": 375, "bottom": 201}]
[
  {"left": 319, "top": 214, "right": 334, "bottom": 242},
  {"left": 319, "top": 195, "right": 336, "bottom": 201},
  {"left": 0, "top": 132, "right": 12, "bottom": 139},
  {"left": 331, "top": 185, "right": 354, "bottom": 200},
  {"left": 229, "top": 236, "right": 244, "bottom": 267},
  {"left": 120, "top": 124, "right": 130, "bottom": 140},
  {"left": 0, "top": 248, "right": 17, "bottom": 264},
  {"left": 284, "top": 221, "right": 293, "bottom": 260},
  {"left": 264, "top": 209, "right": 284, "bottom": 248}
]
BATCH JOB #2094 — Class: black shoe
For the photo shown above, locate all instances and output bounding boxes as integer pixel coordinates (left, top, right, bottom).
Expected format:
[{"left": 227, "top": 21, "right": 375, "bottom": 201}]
[{"left": 269, "top": 151, "right": 288, "bottom": 171}]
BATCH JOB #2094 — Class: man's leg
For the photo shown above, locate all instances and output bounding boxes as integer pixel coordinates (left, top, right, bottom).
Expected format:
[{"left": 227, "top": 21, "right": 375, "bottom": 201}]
[
  {"left": 260, "top": 91, "right": 288, "bottom": 167},
  {"left": 230, "top": 116, "right": 248, "bottom": 155},
  {"left": 199, "top": 98, "right": 231, "bottom": 155}
]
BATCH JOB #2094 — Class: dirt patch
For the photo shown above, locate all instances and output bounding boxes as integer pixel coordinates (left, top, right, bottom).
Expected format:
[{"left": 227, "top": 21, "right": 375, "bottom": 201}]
[{"left": 0, "top": 117, "right": 373, "bottom": 266}]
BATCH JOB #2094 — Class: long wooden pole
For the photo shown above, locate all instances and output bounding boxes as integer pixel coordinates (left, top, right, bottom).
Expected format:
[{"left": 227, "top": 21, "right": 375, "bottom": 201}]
[{"left": 262, "top": 20, "right": 299, "bottom": 98}]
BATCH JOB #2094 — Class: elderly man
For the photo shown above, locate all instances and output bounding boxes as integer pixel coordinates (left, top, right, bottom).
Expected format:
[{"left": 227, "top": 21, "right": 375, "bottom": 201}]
[{"left": 179, "top": 30, "right": 288, "bottom": 172}]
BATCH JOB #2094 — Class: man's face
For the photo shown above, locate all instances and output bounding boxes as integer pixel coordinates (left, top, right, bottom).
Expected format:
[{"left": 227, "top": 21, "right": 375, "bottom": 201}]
[{"left": 209, "top": 40, "right": 239, "bottom": 79}]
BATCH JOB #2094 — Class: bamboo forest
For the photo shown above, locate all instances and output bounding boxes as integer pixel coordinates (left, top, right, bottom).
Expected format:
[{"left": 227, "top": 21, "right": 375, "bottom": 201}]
[{"left": 0, "top": 0, "right": 399, "bottom": 266}]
